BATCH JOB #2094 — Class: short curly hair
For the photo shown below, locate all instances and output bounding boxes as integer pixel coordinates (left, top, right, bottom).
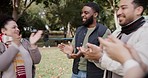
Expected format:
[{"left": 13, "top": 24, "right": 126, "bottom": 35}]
[
  {"left": 0, "top": 14, "right": 14, "bottom": 33},
  {"left": 84, "top": 2, "right": 100, "bottom": 14}
]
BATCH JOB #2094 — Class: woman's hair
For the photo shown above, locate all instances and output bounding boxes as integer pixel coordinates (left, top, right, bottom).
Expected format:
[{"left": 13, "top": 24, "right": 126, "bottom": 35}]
[{"left": 0, "top": 14, "right": 14, "bottom": 32}]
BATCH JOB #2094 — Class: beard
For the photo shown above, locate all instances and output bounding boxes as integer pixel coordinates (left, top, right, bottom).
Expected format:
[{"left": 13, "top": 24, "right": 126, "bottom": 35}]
[{"left": 82, "top": 15, "right": 93, "bottom": 27}]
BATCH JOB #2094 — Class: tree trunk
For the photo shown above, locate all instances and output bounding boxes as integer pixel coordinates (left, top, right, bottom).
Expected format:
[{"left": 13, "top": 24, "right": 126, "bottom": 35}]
[
  {"left": 12, "top": 0, "right": 35, "bottom": 21},
  {"left": 114, "top": 10, "right": 121, "bottom": 30},
  {"left": 12, "top": 0, "right": 19, "bottom": 21},
  {"left": 12, "top": 7, "right": 19, "bottom": 21}
]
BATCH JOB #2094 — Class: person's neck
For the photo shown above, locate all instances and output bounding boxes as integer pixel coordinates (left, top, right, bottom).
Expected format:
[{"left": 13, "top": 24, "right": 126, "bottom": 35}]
[
  {"left": 88, "top": 21, "right": 97, "bottom": 28},
  {"left": 121, "top": 16, "right": 145, "bottom": 35},
  {"left": 125, "top": 16, "right": 142, "bottom": 26}
]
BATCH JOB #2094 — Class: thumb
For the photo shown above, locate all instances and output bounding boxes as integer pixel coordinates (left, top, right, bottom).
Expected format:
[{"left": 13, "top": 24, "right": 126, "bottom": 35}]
[
  {"left": 99, "top": 37, "right": 109, "bottom": 47},
  {"left": 30, "top": 33, "right": 35, "bottom": 37},
  {"left": 86, "top": 43, "right": 98, "bottom": 49}
]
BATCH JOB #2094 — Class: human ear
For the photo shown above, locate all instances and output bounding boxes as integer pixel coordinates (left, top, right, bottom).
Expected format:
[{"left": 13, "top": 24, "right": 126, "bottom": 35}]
[
  {"left": 135, "top": 6, "right": 144, "bottom": 15},
  {"left": 1, "top": 28, "right": 6, "bottom": 35},
  {"left": 93, "top": 12, "right": 98, "bottom": 18}
]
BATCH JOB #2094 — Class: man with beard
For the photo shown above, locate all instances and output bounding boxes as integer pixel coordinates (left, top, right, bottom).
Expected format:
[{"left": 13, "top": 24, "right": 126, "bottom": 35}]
[
  {"left": 58, "top": 2, "right": 111, "bottom": 78},
  {"left": 78, "top": 0, "right": 148, "bottom": 78}
]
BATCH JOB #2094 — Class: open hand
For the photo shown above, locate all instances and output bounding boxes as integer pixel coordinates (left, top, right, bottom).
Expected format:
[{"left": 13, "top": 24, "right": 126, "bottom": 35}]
[
  {"left": 99, "top": 35, "right": 132, "bottom": 64},
  {"left": 79, "top": 43, "right": 103, "bottom": 61},
  {"left": 58, "top": 43, "right": 74, "bottom": 54},
  {"left": 29, "top": 30, "right": 43, "bottom": 45}
]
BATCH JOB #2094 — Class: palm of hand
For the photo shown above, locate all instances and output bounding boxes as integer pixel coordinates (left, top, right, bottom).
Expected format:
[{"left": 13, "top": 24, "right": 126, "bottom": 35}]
[
  {"left": 105, "top": 43, "right": 131, "bottom": 63},
  {"left": 62, "top": 44, "right": 73, "bottom": 54},
  {"left": 86, "top": 47, "right": 102, "bottom": 60},
  {"left": 29, "top": 30, "right": 43, "bottom": 44}
]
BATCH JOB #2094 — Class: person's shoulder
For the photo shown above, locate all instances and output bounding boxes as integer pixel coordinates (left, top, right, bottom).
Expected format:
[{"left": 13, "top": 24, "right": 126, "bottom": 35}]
[
  {"left": 140, "top": 20, "right": 148, "bottom": 29},
  {"left": 21, "top": 38, "right": 30, "bottom": 45},
  {"left": 77, "top": 26, "right": 84, "bottom": 29},
  {"left": 76, "top": 26, "right": 85, "bottom": 32},
  {"left": 96, "top": 23, "right": 108, "bottom": 31},
  {"left": 97, "top": 23, "right": 107, "bottom": 28},
  {"left": 144, "top": 20, "right": 148, "bottom": 25},
  {"left": 112, "top": 29, "right": 121, "bottom": 37}
]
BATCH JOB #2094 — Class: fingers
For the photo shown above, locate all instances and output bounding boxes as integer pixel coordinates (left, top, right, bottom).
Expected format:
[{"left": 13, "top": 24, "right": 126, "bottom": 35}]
[
  {"left": 70, "top": 54, "right": 78, "bottom": 59},
  {"left": 37, "top": 30, "right": 43, "bottom": 34},
  {"left": 99, "top": 37, "right": 110, "bottom": 47},
  {"left": 60, "top": 43, "right": 67, "bottom": 46},
  {"left": 78, "top": 47, "right": 87, "bottom": 53},
  {"left": 36, "top": 30, "right": 43, "bottom": 37},
  {"left": 58, "top": 43, "right": 65, "bottom": 49},
  {"left": 86, "top": 43, "right": 102, "bottom": 53},
  {"left": 86, "top": 43, "right": 98, "bottom": 49},
  {"left": 19, "top": 34, "right": 22, "bottom": 38},
  {"left": 30, "top": 30, "right": 43, "bottom": 37},
  {"left": 30, "top": 33, "right": 35, "bottom": 37},
  {"left": 68, "top": 41, "right": 71, "bottom": 45}
]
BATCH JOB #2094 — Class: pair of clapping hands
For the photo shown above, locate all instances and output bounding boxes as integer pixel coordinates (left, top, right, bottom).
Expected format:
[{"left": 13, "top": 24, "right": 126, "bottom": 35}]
[
  {"left": 58, "top": 35, "right": 146, "bottom": 71},
  {"left": 58, "top": 35, "right": 130, "bottom": 61}
]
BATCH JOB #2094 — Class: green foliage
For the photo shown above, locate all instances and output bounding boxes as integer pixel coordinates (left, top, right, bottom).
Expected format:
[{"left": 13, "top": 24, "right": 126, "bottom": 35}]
[
  {"left": 1, "top": 0, "right": 147, "bottom": 35},
  {"left": 44, "top": 0, "right": 83, "bottom": 31},
  {"left": 0, "top": 0, "right": 12, "bottom": 15},
  {"left": 17, "top": 12, "right": 46, "bottom": 38},
  {"left": 43, "top": 0, "right": 118, "bottom": 31}
]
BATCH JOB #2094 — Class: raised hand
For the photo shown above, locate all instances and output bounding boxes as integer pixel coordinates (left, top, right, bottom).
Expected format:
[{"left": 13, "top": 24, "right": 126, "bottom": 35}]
[
  {"left": 99, "top": 35, "right": 132, "bottom": 64},
  {"left": 68, "top": 47, "right": 83, "bottom": 59},
  {"left": 29, "top": 30, "right": 43, "bottom": 45},
  {"left": 58, "top": 43, "right": 74, "bottom": 55},
  {"left": 79, "top": 43, "right": 103, "bottom": 61}
]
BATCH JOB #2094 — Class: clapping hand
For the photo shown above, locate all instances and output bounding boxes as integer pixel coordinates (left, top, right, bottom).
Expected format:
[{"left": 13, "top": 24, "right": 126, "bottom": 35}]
[
  {"left": 99, "top": 35, "right": 132, "bottom": 64},
  {"left": 58, "top": 43, "right": 83, "bottom": 59},
  {"left": 79, "top": 43, "right": 103, "bottom": 61},
  {"left": 29, "top": 30, "right": 43, "bottom": 45}
]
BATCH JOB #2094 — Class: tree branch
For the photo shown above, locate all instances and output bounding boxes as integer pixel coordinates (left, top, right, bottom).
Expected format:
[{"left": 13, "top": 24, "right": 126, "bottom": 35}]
[
  {"left": 24, "top": 0, "right": 27, "bottom": 7},
  {"left": 107, "top": 0, "right": 114, "bottom": 10},
  {"left": 18, "top": 0, "right": 35, "bottom": 19}
]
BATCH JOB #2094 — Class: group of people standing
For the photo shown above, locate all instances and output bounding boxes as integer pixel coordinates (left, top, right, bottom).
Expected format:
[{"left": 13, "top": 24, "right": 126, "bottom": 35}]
[
  {"left": 58, "top": 0, "right": 148, "bottom": 78},
  {"left": 0, "top": 0, "right": 148, "bottom": 78}
]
